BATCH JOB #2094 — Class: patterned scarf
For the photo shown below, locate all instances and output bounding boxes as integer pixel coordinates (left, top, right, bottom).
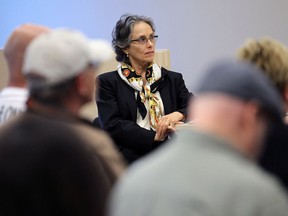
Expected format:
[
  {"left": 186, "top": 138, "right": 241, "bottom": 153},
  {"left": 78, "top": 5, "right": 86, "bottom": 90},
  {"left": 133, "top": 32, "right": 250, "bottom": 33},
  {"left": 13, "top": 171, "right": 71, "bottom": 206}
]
[{"left": 118, "top": 63, "right": 164, "bottom": 130}]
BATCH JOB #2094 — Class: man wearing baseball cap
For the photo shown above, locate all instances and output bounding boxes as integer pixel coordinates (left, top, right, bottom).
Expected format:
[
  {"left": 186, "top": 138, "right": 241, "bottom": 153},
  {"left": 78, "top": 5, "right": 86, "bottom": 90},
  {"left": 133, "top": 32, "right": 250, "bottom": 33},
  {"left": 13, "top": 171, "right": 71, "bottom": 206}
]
[
  {"left": 1, "top": 29, "right": 126, "bottom": 181},
  {"left": 109, "top": 59, "right": 288, "bottom": 216},
  {"left": 27, "top": 28, "right": 125, "bottom": 175},
  {"left": 0, "top": 28, "right": 126, "bottom": 215}
]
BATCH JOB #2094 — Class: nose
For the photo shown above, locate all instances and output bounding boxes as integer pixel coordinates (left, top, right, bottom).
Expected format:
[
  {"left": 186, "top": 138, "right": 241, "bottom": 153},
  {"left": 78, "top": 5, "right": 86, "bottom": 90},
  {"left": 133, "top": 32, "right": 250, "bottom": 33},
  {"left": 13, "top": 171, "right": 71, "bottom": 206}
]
[{"left": 146, "top": 38, "right": 154, "bottom": 47}]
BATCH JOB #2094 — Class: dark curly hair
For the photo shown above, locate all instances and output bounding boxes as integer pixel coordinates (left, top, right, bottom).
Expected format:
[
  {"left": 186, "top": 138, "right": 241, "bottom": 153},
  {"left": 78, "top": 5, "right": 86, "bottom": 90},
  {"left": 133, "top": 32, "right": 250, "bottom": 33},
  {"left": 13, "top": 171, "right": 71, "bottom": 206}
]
[{"left": 112, "top": 14, "right": 156, "bottom": 64}]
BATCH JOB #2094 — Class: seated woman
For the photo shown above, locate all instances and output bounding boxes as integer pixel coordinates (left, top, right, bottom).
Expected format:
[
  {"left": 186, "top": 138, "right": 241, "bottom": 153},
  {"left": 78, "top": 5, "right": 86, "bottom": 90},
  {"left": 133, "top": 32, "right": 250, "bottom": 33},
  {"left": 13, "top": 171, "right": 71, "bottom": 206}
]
[{"left": 96, "top": 14, "right": 192, "bottom": 163}]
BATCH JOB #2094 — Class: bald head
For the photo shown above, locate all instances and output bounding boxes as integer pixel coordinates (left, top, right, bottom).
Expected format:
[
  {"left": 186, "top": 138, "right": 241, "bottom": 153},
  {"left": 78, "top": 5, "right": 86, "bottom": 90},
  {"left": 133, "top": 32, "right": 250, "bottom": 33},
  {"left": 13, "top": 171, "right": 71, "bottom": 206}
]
[
  {"left": 190, "top": 93, "right": 248, "bottom": 137},
  {"left": 190, "top": 93, "right": 268, "bottom": 159},
  {"left": 4, "top": 24, "right": 50, "bottom": 87}
]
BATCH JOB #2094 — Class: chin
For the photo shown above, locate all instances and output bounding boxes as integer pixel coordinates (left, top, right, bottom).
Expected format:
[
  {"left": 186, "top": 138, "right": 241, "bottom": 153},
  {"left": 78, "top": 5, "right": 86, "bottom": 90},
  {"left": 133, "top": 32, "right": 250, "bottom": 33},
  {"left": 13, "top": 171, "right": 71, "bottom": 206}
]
[{"left": 144, "top": 57, "right": 154, "bottom": 63}]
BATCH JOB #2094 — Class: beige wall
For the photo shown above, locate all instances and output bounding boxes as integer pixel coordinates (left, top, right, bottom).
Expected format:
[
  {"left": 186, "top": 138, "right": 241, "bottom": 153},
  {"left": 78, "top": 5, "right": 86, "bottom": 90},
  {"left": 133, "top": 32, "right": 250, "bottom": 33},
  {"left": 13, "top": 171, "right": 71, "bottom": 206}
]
[
  {"left": 0, "top": 49, "right": 170, "bottom": 121},
  {"left": 0, "top": 50, "right": 9, "bottom": 90}
]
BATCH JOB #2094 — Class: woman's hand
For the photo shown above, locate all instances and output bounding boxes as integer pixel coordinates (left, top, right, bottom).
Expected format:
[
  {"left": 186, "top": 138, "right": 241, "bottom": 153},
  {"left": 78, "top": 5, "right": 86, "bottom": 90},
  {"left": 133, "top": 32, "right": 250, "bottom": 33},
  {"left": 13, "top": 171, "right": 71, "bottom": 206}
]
[{"left": 154, "top": 112, "right": 185, "bottom": 141}]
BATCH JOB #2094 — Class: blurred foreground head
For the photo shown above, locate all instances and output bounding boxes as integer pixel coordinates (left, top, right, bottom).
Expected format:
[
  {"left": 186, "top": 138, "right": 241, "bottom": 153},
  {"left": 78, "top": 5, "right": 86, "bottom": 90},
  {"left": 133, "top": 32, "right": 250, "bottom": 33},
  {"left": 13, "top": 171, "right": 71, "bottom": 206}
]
[
  {"left": 22, "top": 29, "right": 113, "bottom": 111},
  {"left": 4, "top": 24, "right": 50, "bottom": 87},
  {"left": 191, "top": 59, "right": 283, "bottom": 158}
]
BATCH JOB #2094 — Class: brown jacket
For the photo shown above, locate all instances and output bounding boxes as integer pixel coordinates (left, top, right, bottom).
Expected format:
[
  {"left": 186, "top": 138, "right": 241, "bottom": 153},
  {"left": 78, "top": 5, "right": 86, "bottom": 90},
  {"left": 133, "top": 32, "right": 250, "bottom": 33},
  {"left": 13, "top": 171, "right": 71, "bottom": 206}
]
[{"left": 2, "top": 109, "right": 126, "bottom": 183}]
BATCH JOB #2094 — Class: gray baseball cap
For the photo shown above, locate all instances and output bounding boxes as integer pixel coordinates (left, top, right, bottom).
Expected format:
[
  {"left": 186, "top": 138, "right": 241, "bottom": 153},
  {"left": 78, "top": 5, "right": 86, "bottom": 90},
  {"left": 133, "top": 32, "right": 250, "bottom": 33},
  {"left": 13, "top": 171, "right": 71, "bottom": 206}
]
[
  {"left": 195, "top": 59, "right": 284, "bottom": 122},
  {"left": 23, "top": 28, "right": 114, "bottom": 89}
]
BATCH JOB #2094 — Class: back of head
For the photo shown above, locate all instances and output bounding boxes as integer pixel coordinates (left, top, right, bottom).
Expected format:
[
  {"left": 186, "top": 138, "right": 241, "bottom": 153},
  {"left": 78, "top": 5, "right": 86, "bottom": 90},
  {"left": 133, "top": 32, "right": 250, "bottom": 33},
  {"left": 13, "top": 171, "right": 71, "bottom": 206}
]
[
  {"left": 0, "top": 117, "right": 110, "bottom": 216},
  {"left": 3, "top": 24, "right": 50, "bottom": 87},
  {"left": 193, "top": 59, "right": 284, "bottom": 157},
  {"left": 195, "top": 59, "right": 283, "bottom": 120},
  {"left": 237, "top": 38, "right": 288, "bottom": 96}
]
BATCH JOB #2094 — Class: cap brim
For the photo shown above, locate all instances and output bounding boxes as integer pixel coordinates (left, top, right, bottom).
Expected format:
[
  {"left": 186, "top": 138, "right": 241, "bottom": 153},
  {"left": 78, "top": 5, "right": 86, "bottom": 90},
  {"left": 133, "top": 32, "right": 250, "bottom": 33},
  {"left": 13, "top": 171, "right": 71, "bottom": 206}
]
[{"left": 88, "top": 40, "right": 114, "bottom": 66}]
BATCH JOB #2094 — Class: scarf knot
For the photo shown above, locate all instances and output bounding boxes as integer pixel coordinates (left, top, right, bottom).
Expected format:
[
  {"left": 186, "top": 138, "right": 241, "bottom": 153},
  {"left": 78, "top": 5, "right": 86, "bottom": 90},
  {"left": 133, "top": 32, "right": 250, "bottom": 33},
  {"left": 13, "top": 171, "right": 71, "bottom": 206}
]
[{"left": 118, "top": 63, "right": 164, "bottom": 130}]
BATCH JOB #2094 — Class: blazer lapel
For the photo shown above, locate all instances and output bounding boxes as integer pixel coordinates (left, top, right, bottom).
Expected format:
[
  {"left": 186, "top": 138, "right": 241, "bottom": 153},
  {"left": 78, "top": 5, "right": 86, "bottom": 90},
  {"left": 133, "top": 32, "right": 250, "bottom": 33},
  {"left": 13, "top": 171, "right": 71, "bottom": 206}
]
[
  {"left": 120, "top": 80, "right": 138, "bottom": 121},
  {"left": 160, "top": 85, "right": 172, "bottom": 115},
  {"left": 159, "top": 69, "right": 172, "bottom": 115}
]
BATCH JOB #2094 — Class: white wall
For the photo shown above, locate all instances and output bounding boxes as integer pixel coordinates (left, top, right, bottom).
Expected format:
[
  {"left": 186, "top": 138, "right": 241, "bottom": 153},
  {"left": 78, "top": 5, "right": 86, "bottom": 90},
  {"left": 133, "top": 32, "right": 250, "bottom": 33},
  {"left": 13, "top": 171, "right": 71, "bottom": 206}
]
[{"left": 2, "top": 0, "right": 288, "bottom": 90}]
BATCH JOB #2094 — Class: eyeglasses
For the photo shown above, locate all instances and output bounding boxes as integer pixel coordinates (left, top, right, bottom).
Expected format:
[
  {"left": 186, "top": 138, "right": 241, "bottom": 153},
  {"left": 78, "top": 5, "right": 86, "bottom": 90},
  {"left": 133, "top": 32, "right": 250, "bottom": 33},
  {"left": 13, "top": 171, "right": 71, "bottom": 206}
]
[{"left": 130, "top": 35, "right": 158, "bottom": 45}]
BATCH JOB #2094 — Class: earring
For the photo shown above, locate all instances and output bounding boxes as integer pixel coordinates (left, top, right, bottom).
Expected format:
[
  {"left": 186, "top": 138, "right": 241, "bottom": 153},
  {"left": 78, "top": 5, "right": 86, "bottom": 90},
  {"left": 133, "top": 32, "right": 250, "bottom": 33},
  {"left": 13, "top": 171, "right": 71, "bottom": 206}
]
[{"left": 126, "top": 53, "right": 129, "bottom": 58}]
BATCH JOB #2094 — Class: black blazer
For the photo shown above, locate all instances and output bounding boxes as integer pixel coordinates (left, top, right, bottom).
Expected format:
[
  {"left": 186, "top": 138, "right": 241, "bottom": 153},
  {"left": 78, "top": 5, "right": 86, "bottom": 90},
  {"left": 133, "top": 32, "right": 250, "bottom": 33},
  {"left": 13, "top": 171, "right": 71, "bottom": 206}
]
[
  {"left": 96, "top": 67, "right": 192, "bottom": 163},
  {"left": 259, "top": 123, "right": 288, "bottom": 192}
]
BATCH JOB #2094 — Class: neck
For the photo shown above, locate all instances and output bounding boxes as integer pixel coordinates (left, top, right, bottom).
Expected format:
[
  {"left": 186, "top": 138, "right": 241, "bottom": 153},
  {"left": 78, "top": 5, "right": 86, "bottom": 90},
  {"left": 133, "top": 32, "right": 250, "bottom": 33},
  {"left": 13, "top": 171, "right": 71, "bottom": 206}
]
[
  {"left": 27, "top": 97, "right": 81, "bottom": 119},
  {"left": 7, "top": 81, "right": 27, "bottom": 88},
  {"left": 130, "top": 61, "right": 151, "bottom": 74},
  {"left": 129, "top": 62, "right": 150, "bottom": 86},
  {"left": 8, "top": 74, "right": 27, "bottom": 88},
  {"left": 192, "top": 106, "right": 254, "bottom": 159},
  {"left": 191, "top": 95, "right": 261, "bottom": 159}
]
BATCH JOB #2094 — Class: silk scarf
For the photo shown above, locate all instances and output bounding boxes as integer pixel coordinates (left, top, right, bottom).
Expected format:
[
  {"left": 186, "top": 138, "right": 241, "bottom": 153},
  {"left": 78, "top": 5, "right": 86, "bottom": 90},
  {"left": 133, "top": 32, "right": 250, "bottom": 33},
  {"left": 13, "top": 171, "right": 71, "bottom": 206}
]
[{"left": 117, "top": 63, "right": 164, "bottom": 130}]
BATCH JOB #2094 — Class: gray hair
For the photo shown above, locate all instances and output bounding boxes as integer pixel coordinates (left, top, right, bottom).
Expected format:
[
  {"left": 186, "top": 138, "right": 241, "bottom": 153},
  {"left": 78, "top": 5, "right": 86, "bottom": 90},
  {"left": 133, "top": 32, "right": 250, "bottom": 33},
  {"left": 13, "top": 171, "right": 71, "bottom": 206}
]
[{"left": 112, "top": 14, "right": 156, "bottom": 64}]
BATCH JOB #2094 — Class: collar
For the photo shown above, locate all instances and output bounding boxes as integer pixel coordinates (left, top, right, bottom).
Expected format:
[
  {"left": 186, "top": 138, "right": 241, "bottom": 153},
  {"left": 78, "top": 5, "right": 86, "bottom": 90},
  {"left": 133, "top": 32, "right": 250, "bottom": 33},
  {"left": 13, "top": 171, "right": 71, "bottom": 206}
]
[
  {"left": 176, "top": 128, "right": 252, "bottom": 161},
  {"left": 26, "top": 98, "right": 92, "bottom": 126}
]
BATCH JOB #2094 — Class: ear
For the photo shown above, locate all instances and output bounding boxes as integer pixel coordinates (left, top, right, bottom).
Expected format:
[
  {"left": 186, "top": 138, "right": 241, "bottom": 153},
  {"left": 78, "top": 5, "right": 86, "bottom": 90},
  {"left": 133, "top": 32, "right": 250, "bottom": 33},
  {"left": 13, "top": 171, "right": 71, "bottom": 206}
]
[
  {"left": 237, "top": 102, "right": 260, "bottom": 138},
  {"left": 74, "top": 67, "right": 96, "bottom": 103},
  {"left": 239, "top": 102, "right": 259, "bottom": 127},
  {"left": 238, "top": 102, "right": 265, "bottom": 158},
  {"left": 122, "top": 47, "right": 129, "bottom": 55},
  {"left": 187, "top": 97, "right": 196, "bottom": 121},
  {"left": 75, "top": 73, "right": 89, "bottom": 97}
]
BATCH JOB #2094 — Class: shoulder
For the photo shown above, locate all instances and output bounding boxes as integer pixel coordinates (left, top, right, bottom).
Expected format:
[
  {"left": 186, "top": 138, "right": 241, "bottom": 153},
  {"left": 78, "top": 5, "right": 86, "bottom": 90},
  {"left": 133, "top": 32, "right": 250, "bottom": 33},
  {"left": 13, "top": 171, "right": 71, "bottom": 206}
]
[
  {"left": 234, "top": 168, "right": 288, "bottom": 212},
  {"left": 226, "top": 157, "right": 288, "bottom": 202},
  {"left": 97, "top": 70, "right": 122, "bottom": 88},
  {"left": 72, "top": 121, "right": 116, "bottom": 150},
  {"left": 71, "top": 122, "right": 127, "bottom": 176},
  {"left": 161, "top": 67, "right": 181, "bottom": 75},
  {"left": 161, "top": 67, "right": 184, "bottom": 79},
  {"left": 97, "top": 70, "right": 118, "bottom": 80}
]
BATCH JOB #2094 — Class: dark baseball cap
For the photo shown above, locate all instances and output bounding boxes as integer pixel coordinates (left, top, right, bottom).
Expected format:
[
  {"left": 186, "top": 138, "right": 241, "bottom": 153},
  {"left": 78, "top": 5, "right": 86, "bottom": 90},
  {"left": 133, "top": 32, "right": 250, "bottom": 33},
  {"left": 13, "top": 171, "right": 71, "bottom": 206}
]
[{"left": 194, "top": 59, "right": 284, "bottom": 122}]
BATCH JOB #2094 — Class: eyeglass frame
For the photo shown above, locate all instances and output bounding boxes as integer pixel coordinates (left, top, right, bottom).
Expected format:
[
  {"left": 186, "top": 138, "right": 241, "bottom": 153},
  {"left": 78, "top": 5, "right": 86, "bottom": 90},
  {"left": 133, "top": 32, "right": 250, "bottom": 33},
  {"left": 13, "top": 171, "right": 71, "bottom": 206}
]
[{"left": 130, "top": 35, "right": 158, "bottom": 45}]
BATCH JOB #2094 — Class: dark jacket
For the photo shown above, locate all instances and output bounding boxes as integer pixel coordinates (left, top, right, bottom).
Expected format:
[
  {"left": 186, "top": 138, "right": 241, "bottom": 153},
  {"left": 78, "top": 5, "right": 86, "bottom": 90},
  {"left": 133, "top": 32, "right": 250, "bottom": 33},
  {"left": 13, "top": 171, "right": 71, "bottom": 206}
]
[
  {"left": 0, "top": 112, "right": 117, "bottom": 216},
  {"left": 259, "top": 123, "right": 288, "bottom": 192},
  {"left": 96, "top": 67, "right": 192, "bottom": 163}
]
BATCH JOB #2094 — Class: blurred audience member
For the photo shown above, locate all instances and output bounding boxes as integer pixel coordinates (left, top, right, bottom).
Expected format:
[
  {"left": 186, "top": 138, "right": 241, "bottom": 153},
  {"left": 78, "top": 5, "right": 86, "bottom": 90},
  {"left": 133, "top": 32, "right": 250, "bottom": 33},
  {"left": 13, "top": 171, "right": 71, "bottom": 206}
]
[
  {"left": 109, "top": 60, "right": 288, "bottom": 216},
  {"left": 0, "top": 24, "right": 50, "bottom": 124},
  {"left": 238, "top": 38, "right": 288, "bottom": 119},
  {"left": 1, "top": 29, "right": 126, "bottom": 181},
  {"left": 238, "top": 38, "right": 288, "bottom": 191},
  {"left": 0, "top": 117, "right": 111, "bottom": 216}
]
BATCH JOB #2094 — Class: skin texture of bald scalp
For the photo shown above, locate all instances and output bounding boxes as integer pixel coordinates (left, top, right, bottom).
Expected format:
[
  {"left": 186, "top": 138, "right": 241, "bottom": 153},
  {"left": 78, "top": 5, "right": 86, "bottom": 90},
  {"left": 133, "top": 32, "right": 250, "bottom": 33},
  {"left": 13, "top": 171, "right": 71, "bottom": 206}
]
[{"left": 4, "top": 24, "right": 50, "bottom": 88}]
